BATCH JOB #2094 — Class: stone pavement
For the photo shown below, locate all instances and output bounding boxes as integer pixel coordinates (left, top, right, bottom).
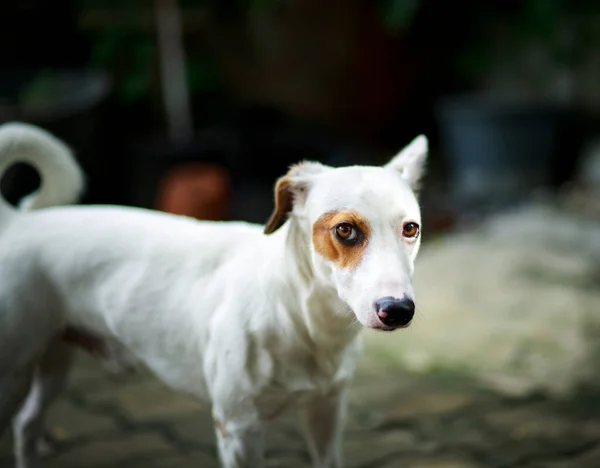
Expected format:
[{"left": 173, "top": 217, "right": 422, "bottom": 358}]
[{"left": 2, "top": 351, "right": 600, "bottom": 468}]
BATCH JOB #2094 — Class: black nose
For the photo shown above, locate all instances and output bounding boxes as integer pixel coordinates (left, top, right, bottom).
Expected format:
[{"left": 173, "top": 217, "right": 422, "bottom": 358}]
[{"left": 374, "top": 296, "right": 415, "bottom": 327}]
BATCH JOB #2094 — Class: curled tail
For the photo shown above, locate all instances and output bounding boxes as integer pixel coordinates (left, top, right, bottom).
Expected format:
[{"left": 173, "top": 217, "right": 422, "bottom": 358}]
[{"left": 0, "top": 122, "right": 85, "bottom": 223}]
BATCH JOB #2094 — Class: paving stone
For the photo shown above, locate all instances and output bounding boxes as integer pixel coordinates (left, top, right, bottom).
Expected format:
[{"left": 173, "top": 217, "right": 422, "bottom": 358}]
[
  {"left": 6, "top": 334, "right": 598, "bottom": 468},
  {"left": 67, "top": 352, "right": 150, "bottom": 391},
  {"left": 542, "top": 446, "right": 600, "bottom": 468},
  {"left": 44, "top": 432, "right": 175, "bottom": 468},
  {"left": 168, "top": 413, "right": 218, "bottom": 449},
  {"left": 349, "top": 367, "right": 415, "bottom": 407},
  {"left": 113, "top": 450, "right": 218, "bottom": 468},
  {"left": 266, "top": 454, "right": 311, "bottom": 468},
  {"left": 426, "top": 417, "right": 494, "bottom": 452},
  {"left": 266, "top": 416, "right": 306, "bottom": 454},
  {"left": 85, "top": 379, "right": 203, "bottom": 422},
  {"left": 385, "top": 391, "right": 476, "bottom": 419},
  {"left": 402, "top": 456, "right": 480, "bottom": 468},
  {"left": 45, "top": 398, "right": 117, "bottom": 440},
  {"left": 580, "top": 420, "right": 600, "bottom": 438},
  {"left": 345, "top": 428, "right": 417, "bottom": 466},
  {"left": 67, "top": 353, "right": 108, "bottom": 388},
  {"left": 483, "top": 406, "right": 575, "bottom": 441}
]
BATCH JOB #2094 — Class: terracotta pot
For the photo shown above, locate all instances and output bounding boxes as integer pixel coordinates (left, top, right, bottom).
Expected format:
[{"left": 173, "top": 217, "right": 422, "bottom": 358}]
[{"left": 155, "top": 162, "right": 231, "bottom": 221}]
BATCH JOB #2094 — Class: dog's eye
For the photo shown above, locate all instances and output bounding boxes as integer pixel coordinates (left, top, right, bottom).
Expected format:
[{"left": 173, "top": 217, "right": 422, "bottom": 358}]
[
  {"left": 335, "top": 223, "right": 358, "bottom": 242},
  {"left": 402, "top": 222, "right": 420, "bottom": 239}
]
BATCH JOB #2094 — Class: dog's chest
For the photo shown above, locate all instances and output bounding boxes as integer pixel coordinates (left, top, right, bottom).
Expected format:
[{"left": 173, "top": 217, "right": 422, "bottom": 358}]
[{"left": 253, "top": 340, "right": 359, "bottom": 420}]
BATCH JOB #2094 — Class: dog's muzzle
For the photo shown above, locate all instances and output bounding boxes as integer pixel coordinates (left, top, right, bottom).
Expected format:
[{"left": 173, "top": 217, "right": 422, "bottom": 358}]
[{"left": 374, "top": 296, "right": 415, "bottom": 328}]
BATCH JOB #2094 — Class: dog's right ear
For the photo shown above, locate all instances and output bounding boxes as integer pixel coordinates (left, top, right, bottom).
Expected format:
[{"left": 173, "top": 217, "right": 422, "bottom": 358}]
[
  {"left": 264, "top": 161, "right": 327, "bottom": 234},
  {"left": 385, "top": 134, "right": 428, "bottom": 191}
]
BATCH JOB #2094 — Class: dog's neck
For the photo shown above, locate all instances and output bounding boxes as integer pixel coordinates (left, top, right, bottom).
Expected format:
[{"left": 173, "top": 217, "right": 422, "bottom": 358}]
[{"left": 274, "top": 218, "right": 362, "bottom": 352}]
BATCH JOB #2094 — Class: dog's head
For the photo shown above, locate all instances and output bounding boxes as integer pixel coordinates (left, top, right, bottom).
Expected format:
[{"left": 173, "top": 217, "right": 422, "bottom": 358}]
[{"left": 264, "top": 135, "right": 427, "bottom": 331}]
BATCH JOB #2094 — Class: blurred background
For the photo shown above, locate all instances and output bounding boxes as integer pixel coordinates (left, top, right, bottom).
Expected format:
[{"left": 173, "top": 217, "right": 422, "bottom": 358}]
[
  {"left": 3, "top": 0, "right": 599, "bottom": 225},
  {"left": 2, "top": 0, "right": 600, "bottom": 467}
]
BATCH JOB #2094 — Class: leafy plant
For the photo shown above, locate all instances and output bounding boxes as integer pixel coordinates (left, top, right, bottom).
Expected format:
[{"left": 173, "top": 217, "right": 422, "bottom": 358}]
[
  {"left": 378, "top": 0, "right": 420, "bottom": 33},
  {"left": 80, "top": 0, "right": 223, "bottom": 105},
  {"left": 80, "top": 0, "right": 421, "bottom": 105}
]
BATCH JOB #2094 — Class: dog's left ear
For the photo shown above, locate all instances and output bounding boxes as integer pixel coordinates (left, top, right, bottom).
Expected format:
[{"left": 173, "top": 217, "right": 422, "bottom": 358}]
[
  {"left": 264, "top": 161, "right": 328, "bottom": 234},
  {"left": 385, "top": 135, "right": 428, "bottom": 190}
]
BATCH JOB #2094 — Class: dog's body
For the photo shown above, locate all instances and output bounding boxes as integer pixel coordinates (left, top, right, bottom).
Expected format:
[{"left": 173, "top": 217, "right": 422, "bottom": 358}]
[{"left": 0, "top": 123, "right": 427, "bottom": 468}]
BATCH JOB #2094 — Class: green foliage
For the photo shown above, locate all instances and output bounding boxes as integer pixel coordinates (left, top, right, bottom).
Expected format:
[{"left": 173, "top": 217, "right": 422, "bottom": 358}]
[
  {"left": 81, "top": 0, "right": 223, "bottom": 104},
  {"left": 18, "top": 70, "right": 58, "bottom": 109},
  {"left": 81, "top": 0, "right": 421, "bottom": 104},
  {"left": 378, "top": 0, "right": 419, "bottom": 33},
  {"left": 457, "top": 0, "right": 600, "bottom": 82},
  {"left": 187, "top": 55, "right": 222, "bottom": 92},
  {"left": 89, "top": 26, "right": 157, "bottom": 103},
  {"left": 456, "top": 43, "right": 493, "bottom": 86}
]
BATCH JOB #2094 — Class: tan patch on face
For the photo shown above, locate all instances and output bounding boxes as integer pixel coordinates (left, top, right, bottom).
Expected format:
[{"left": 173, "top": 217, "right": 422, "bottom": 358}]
[{"left": 312, "top": 209, "right": 371, "bottom": 269}]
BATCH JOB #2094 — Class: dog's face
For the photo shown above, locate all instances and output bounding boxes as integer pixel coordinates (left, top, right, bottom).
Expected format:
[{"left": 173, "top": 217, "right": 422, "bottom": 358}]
[{"left": 264, "top": 136, "right": 427, "bottom": 331}]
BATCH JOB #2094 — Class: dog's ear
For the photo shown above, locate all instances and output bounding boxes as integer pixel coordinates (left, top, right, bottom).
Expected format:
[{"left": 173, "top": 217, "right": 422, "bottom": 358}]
[
  {"left": 385, "top": 135, "right": 428, "bottom": 191},
  {"left": 264, "top": 176, "right": 295, "bottom": 235},
  {"left": 264, "top": 161, "right": 327, "bottom": 234}
]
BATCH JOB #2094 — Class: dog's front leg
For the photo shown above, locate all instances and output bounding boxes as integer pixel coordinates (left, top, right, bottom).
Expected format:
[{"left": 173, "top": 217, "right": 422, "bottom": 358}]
[
  {"left": 212, "top": 409, "right": 265, "bottom": 468},
  {"left": 301, "top": 387, "right": 348, "bottom": 468},
  {"left": 206, "top": 331, "right": 266, "bottom": 467}
]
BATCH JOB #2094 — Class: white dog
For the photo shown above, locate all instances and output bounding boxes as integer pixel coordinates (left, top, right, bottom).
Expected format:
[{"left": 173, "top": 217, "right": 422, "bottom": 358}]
[{"left": 0, "top": 122, "right": 427, "bottom": 468}]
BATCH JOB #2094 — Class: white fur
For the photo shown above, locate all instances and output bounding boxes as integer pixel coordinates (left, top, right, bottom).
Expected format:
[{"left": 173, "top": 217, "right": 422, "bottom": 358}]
[
  {"left": 0, "top": 123, "right": 427, "bottom": 468},
  {"left": 0, "top": 123, "right": 84, "bottom": 217}
]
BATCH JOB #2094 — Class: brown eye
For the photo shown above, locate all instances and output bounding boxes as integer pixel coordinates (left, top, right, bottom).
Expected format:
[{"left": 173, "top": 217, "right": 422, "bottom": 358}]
[
  {"left": 335, "top": 223, "right": 358, "bottom": 243},
  {"left": 403, "top": 222, "right": 420, "bottom": 239}
]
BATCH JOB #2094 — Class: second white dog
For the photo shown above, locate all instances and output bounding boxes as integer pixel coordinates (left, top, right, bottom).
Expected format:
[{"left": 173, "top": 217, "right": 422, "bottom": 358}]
[{"left": 0, "top": 122, "right": 427, "bottom": 468}]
